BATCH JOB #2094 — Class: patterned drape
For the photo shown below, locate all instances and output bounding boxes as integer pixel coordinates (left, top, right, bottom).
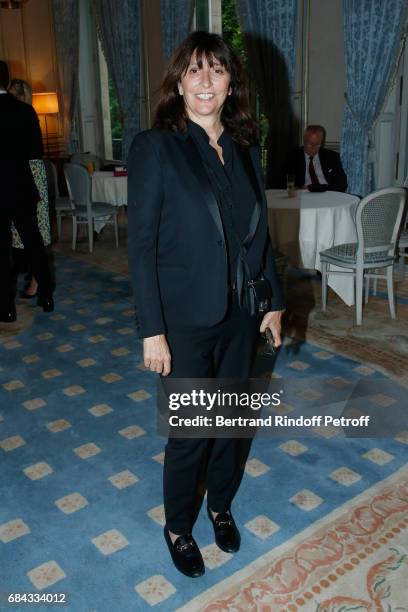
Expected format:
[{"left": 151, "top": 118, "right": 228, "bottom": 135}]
[
  {"left": 160, "top": 0, "right": 195, "bottom": 60},
  {"left": 93, "top": 0, "right": 141, "bottom": 162},
  {"left": 236, "top": 0, "right": 298, "bottom": 187},
  {"left": 341, "top": 0, "right": 408, "bottom": 196},
  {"left": 52, "top": 0, "right": 80, "bottom": 153}
]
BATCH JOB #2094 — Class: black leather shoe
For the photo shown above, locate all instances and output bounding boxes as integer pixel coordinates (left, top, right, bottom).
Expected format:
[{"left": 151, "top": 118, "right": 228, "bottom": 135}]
[
  {"left": 0, "top": 304, "right": 17, "bottom": 323},
  {"left": 163, "top": 527, "right": 205, "bottom": 578},
  {"left": 37, "top": 296, "right": 54, "bottom": 312},
  {"left": 207, "top": 508, "right": 241, "bottom": 553}
]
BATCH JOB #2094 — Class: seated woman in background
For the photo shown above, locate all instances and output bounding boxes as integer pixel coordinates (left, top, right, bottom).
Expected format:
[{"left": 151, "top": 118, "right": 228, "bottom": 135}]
[{"left": 8, "top": 78, "right": 52, "bottom": 299}]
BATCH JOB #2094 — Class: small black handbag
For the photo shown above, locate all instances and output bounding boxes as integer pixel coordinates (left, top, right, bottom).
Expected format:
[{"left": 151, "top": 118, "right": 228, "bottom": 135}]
[
  {"left": 245, "top": 275, "right": 272, "bottom": 315},
  {"left": 237, "top": 203, "right": 273, "bottom": 316}
]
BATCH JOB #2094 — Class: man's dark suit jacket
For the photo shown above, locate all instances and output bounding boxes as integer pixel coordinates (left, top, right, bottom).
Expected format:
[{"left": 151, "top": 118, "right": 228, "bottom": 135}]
[
  {"left": 285, "top": 146, "right": 348, "bottom": 192},
  {"left": 127, "top": 129, "right": 284, "bottom": 338},
  {"left": 0, "top": 92, "right": 43, "bottom": 209}
]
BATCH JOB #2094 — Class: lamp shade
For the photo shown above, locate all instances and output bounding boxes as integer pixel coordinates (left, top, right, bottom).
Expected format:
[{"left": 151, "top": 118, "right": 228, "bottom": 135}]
[{"left": 32, "top": 92, "right": 59, "bottom": 115}]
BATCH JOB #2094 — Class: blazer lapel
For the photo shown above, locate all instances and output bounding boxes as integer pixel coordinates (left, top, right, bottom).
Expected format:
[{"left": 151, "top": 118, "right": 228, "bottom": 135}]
[
  {"left": 247, "top": 147, "right": 266, "bottom": 231},
  {"left": 245, "top": 146, "right": 264, "bottom": 205},
  {"left": 179, "top": 135, "right": 225, "bottom": 240},
  {"left": 319, "top": 148, "right": 330, "bottom": 181}
]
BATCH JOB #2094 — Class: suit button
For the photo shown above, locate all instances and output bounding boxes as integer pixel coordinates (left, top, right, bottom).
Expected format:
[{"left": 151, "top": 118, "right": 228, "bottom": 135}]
[{"left": 217, "top": 240, "right": 223, "bottom": 247}]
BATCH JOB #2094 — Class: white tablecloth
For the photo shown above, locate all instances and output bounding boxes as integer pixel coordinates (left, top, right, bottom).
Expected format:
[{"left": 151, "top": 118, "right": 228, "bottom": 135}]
[
  {"left": 266, "top": 189, "right": 360, "bottom": 305},
  {"left": 91, "top": 171, "right": 127, "bottom": 232},
  {"left": 92, "top": 171, "right": 127, "bottom": 206}
]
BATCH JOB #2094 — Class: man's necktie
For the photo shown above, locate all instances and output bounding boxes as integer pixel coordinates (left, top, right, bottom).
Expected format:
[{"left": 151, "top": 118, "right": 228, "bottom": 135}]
[{"left": 309, "top": 156, "right": 319, "bottom": 185}]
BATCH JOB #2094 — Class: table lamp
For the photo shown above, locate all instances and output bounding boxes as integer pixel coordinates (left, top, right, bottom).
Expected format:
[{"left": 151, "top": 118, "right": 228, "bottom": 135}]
[{"left": 32, "top": 92, "right": 59, "bottom": 156}]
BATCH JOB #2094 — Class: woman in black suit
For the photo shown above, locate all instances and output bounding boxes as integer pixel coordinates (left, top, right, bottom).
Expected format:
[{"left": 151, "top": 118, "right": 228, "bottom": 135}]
[{"left": 127, "top": 31, "right": 284, "bottom": 577}]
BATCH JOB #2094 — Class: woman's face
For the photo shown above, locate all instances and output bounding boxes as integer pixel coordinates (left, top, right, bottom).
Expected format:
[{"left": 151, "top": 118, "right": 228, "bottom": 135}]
[{"left": 178, "top": 51, "right": 231, "bottom": 123}]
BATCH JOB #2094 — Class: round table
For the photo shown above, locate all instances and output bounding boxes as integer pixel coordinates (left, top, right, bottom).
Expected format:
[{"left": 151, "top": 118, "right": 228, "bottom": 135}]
[
  {"left": 91, "top": 171, "right": 127, "bottom": 232},
  {"left": 92, "top": 171, "right": 127, "bottom": 206},
  {"left": 266, "top": 189, "right": 360, "bottom": 305}
]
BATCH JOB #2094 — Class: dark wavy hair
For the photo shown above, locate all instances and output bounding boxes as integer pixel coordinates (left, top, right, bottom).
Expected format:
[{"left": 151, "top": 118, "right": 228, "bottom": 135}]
[{"left": 154, "top": 31, "right": 258, "bottom": 147}]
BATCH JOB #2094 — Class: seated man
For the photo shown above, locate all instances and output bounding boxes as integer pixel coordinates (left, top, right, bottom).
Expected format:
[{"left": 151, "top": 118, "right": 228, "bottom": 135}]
[{"left": 285, "top": 125, "right": 347, "bottom": 192}]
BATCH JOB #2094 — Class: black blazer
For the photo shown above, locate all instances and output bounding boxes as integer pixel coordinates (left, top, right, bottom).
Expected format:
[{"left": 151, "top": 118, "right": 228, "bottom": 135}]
[
  {"left": 285, "top": 146, "right": 348, "bottom": 192},
  {"left": 127, "top": 129, "right": 284, "bottom": 338},
  {"left": 0, "top": 92, "right": 43, "bottom": 209}
]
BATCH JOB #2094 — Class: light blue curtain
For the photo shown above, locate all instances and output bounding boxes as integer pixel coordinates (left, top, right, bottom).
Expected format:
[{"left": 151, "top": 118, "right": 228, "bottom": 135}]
[
  {"left": 236, "top": 0, "right": 297, "bottom": 92},
  {"left": 236, "top": 0, "right": 298, "bottom": 187},
  {"left": 341, "top": 0, "right": 408, "bottom": 196},
  {"left": 93, "top": 0, "right": 141, "bottom": 162},
  {"left": 160, "top": 0, "right": 195, "bottom": 60},
  {"left": 52, "top": 0, "right": 80, "bottom": 153}
]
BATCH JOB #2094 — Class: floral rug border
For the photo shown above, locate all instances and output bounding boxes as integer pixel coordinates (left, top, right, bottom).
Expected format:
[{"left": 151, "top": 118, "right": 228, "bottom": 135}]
[{"left": 178, "top": 463, "right": 408, "bottom": 612}]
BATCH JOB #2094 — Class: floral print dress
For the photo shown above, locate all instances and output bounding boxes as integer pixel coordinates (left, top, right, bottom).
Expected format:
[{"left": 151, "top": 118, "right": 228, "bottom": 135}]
[{"left": 12, "top": 159, "right": 51, "bottom": 248}]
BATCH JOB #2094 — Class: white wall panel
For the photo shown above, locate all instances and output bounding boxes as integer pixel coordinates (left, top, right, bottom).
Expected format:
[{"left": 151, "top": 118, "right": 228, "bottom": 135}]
[
  {"left": 307, "top": 0, "right": 345, "bottom": 146},
  {"left": 78, "top": 0, "right": 104, "bottom": 157}
]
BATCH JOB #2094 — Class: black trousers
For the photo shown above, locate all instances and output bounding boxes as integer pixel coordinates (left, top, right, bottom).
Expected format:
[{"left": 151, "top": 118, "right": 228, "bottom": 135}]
[
  {"left": 0, "top": 204, "right": 52, "bottom": 308},
  {"left": 163, "top": 296, "right": 260, "bottom": 534}
]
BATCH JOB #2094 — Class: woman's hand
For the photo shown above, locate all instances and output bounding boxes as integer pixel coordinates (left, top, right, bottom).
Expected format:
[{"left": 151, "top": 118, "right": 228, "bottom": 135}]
[
  {"left": 260, "top": 310, "right": 284, "bottom": 348},
  {"left": 143, "top": 334, "right": 172, "bottom": 376}
]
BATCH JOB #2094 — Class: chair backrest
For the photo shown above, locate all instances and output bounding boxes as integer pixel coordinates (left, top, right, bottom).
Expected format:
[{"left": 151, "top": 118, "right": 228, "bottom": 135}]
[
  {"left": 46, "top": 160, "right": 61, "bottom": 199},
  {"left": 355, "top": 187, "right": 406, "bottom": 262},
  {"left": 64, "top": 163, "right": 92, "bottom": 211},
  {"left": 402, "top": 176, "right": 408, "bottom": 228},
  {"left": 70, "top": 153, "right": 102, "bottom": 171},
  {"left": 42, "top": 159, "right": 56, "bottom": 201}
]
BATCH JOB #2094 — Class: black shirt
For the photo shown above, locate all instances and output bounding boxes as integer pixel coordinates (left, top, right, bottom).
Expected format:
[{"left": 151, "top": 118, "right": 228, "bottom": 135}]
[{"left": 188, "top": 119, "right": 257, "bottom": 284}]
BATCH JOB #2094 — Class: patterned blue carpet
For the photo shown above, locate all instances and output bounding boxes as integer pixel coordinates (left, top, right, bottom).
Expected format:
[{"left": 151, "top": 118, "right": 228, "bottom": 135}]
[{"left": 1, "top": 256, "right": 407, "bottom": 611}]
